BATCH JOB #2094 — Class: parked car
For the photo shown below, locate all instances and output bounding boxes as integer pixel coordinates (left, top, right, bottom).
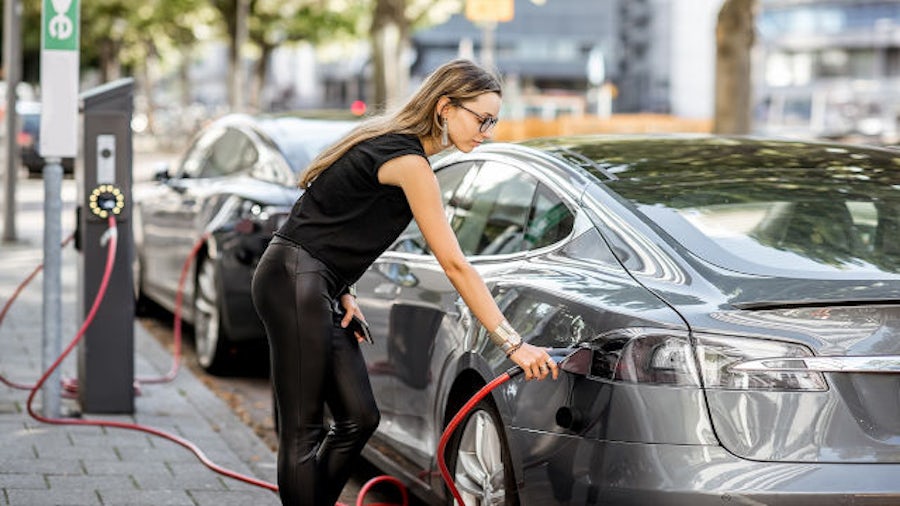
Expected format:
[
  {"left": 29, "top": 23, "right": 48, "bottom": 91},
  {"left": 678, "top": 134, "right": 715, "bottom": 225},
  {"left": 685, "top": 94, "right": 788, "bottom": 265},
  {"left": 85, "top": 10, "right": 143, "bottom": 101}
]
[
  {"left": 352, "top": 135, "right": 900, "bottom": 505},
  {"left": 16, "top": 101, "right": 75, "bottom": 177},
  {"left": 132, "top": 113, "right": 356, "bottom": 373}
]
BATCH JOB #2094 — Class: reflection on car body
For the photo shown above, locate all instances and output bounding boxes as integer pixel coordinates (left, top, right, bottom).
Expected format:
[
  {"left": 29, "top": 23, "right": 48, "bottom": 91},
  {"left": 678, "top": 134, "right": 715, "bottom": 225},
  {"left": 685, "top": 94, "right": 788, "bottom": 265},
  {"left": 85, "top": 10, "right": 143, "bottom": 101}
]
[
  {"left": 132, "top": 113, "right": 356, "bottom": 374},
  {"left": 353, "top": 135, "right": 900, "bottom": 505}
]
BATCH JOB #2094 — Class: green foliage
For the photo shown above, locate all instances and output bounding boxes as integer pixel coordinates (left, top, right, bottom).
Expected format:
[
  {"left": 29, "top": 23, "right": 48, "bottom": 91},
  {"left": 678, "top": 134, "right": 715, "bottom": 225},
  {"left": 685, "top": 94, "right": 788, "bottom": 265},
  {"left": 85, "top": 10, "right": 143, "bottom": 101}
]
[
  {"left": 248, "top": 1, "right": 364, "bottom": 49},
  {"left": 15, "top": 0, "right": 210, "bottom": 80},
  {"left": 7, "top": 0, "right": 463, "bottom": 97}
]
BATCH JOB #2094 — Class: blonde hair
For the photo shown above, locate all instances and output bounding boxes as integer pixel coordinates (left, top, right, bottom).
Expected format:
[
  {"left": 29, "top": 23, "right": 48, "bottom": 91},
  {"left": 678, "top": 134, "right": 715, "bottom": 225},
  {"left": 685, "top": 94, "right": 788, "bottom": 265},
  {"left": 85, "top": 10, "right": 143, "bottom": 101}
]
[{"left": 298, "top": 59, "right": 502, "bottom": 188}]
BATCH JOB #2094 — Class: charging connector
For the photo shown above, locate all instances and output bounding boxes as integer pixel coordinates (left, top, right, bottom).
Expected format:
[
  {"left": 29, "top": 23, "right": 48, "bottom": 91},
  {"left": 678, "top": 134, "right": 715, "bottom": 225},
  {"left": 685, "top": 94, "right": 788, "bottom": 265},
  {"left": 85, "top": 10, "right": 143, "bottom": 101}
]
[{"left": 87, "top": 184, "right": 125, "bottom": 219}]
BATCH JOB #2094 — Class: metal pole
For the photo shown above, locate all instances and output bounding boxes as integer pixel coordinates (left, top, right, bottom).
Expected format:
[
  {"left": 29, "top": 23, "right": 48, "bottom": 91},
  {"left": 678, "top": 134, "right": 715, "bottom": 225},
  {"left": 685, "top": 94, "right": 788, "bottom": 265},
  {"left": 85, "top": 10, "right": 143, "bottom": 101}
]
[
  {"left": 3, "top": 0, "right": 22, "bottom": 243},
  {"left": 42, "top": 158, "right": 63, "bottom": 417}
]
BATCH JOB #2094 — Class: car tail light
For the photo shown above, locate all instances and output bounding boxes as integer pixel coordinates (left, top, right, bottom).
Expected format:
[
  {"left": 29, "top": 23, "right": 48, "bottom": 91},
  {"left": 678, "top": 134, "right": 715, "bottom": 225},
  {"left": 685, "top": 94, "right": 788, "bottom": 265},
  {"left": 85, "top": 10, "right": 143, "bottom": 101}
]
[
  {"left": 589, "top": 329, "right": 701, "bottom": 386},
  {"left": 585, "top": 329, "right": 826, "bottom": 391},
  {"left": 17, "top": 131, "right": 33, "bottom": 147},
  {"left": 695, "top": 334, "right": 827, "bottom": 391}
]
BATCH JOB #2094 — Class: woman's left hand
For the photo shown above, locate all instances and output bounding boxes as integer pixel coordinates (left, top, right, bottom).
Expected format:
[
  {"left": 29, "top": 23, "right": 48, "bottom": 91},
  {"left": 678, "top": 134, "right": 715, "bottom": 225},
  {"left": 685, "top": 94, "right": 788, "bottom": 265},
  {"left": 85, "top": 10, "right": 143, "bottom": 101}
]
[{"left": 339, "top": 293, "right": 367, "bottom": 342}]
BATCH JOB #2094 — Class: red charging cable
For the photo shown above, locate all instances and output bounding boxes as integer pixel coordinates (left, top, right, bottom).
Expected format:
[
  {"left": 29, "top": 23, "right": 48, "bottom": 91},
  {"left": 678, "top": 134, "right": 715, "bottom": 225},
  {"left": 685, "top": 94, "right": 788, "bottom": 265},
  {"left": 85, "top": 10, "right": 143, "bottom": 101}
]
[
  {"left": 436, "top": 366, "right": 523, "bottom": 506},
  {"left": 138, "top": 231, "right": 209, "bottom": 384},
  {"left": 0, "top": 230, "right": 208, "bottom": 391},
  {"left": 23, "top": 217, "right": 279, "bottom": 492},
  {"left": 0, "top": 233, "right": 75, "bottom": 391}
]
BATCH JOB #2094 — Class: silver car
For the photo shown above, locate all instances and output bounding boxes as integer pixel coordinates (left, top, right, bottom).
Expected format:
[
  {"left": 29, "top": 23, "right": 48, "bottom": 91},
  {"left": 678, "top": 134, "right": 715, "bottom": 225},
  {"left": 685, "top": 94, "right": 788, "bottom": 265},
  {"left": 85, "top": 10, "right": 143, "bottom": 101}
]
[{"left": 354, "top": 135, "right": 900, "bottom": 505}]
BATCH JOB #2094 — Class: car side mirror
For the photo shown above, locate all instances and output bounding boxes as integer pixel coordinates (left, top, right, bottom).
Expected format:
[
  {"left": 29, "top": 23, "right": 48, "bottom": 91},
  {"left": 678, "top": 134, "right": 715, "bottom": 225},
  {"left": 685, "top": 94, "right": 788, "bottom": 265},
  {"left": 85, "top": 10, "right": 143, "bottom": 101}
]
[{"left": 153, "top": 162, "right": 171, "bottom": 182}]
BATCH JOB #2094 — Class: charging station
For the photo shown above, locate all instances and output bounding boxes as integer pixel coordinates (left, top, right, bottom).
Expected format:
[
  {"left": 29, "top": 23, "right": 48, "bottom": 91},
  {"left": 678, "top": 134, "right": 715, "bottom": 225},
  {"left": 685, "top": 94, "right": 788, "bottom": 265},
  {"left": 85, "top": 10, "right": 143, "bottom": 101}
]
[{"left": 76, "top": 78, "right": 135, "bottom": 414}]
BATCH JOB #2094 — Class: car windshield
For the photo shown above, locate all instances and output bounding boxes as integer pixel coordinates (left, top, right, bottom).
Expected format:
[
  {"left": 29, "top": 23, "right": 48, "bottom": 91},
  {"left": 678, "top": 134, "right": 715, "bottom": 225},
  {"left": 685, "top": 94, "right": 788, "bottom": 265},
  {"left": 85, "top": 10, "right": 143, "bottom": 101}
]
[
  {"left": 535, "top": 137, "right": 900, "bottom": 277},
  {"left": 258, "top": 117, "right": 356, "bottom": 173}
]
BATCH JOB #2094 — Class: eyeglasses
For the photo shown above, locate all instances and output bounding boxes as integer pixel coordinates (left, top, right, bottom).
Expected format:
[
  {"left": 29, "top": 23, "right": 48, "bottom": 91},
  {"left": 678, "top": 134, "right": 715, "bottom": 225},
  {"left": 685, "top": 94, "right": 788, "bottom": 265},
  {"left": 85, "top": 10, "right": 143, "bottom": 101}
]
[{"left": 454, "top": 102, "right": 499, "bottom": 133}]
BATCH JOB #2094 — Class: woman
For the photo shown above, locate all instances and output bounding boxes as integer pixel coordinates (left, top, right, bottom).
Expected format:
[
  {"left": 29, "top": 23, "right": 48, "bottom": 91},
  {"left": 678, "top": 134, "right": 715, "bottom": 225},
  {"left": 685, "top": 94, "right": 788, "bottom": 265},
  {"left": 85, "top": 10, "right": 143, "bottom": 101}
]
[{"left": 251, "top": 58, "right": 559, "bottom": 506}]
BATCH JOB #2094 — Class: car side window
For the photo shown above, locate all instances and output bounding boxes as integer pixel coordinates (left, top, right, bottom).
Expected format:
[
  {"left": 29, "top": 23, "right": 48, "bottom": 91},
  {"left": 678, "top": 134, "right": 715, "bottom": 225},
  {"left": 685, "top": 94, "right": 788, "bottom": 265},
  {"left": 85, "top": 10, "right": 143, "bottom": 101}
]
[
  {"left": 524, "top": 184, "right": 575, "bottom": 249},
  {"left": 389, "top": 161, "right": 479, "bottom": 255},
  {"left": 200, "top": 128, "right": 259, "bottom": 178},
  {"left": 450, "top": 161, "right": 538, "bottom": 256},
  {"left": 251, "top": 135, "right": 296, "bottom": 187},
  {"left": 179, "top": 127, "right": 224, "bottom": 178}
]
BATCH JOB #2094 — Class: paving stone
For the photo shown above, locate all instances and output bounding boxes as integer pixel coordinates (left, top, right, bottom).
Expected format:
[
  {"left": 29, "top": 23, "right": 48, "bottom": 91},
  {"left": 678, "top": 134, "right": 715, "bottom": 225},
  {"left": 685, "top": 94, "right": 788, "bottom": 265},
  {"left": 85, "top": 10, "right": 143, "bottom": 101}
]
[{"left": 5, "top": 488, "right": 101, "bottom": 506}]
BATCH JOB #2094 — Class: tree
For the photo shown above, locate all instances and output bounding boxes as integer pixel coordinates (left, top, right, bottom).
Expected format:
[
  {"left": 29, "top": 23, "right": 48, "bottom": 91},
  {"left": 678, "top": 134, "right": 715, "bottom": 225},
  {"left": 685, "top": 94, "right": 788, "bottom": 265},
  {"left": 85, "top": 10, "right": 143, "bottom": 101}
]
[
  {"left": 247, "top": 0, "right": 361, "bottom": 109},
  {"left": 369, "top": 0, "right": 461, "bottom": 112},
  {"left": 209, "top": 0, "right": 362, "bottom": 111},
  {"left": 713, "top": 0, "right": 756, "bottom": 134}
]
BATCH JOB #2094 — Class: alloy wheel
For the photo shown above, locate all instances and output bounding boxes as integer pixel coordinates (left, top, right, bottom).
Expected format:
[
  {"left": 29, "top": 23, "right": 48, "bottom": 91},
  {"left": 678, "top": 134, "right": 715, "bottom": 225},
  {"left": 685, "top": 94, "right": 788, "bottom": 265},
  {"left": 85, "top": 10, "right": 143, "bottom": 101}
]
[
  {"left": 194, "top": 257, "right": 223, "bottom": 371},
  {"left": 453, "top": 408, "right": 508, "bottom": 505}
]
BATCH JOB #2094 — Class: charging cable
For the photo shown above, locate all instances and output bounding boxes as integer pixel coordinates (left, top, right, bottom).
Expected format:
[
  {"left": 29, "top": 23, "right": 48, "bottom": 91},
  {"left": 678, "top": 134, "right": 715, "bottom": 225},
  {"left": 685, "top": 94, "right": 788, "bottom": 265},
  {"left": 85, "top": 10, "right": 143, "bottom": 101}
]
[
  {"left": 437, "top": 364, "right": 524, "bottom": 506},
  {"left": 21, "top": 216, "right": 279, "bottom": 492},
  {"left": 0, "top": 233, "right": 75, "bottom": 391},
  {"left": 138, "top": 231, "right": 209, "bottom": 384}
]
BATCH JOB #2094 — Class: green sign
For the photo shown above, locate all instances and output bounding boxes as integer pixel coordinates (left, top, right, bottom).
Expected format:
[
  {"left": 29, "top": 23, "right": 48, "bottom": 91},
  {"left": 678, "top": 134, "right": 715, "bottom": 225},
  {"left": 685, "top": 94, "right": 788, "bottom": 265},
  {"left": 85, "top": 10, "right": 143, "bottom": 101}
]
[{"left": 42, "top": 0, "right": 79, "bottom": 51}]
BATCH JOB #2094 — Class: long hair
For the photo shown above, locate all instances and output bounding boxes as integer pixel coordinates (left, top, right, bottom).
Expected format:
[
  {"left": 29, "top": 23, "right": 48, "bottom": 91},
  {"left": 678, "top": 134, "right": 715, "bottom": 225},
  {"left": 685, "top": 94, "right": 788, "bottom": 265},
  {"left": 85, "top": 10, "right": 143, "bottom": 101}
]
[{"left": 298, "top": 59, "right": 502, "bottom": 188}]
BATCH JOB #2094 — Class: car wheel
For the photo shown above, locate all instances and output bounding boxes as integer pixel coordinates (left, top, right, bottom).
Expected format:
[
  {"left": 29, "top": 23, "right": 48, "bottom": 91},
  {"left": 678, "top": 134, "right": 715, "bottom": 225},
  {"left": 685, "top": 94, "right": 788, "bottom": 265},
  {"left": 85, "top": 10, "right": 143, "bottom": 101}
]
[
  {"left": 446, "top": 399, "right": 517, "bottom": 506},
  {"left": 194, "top": 255, "right": 233, "bottom": 374}
]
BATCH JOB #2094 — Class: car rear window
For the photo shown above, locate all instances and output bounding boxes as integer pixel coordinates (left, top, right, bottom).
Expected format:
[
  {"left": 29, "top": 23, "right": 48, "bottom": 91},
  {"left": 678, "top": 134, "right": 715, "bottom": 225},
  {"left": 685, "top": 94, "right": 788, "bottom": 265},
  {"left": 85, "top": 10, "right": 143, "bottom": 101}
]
[{"left": 556, "top": 137, "right": 900, "bottom": 276}]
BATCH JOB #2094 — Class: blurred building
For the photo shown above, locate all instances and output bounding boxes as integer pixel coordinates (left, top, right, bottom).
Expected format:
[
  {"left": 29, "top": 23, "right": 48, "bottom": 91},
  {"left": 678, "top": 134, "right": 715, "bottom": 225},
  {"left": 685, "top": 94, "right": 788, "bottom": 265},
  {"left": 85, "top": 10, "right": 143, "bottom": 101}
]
[
  {"left": 410, "top": 0, "right": 721, "bottom": 120},
  {"left": 754, "top": 0, "right": 900, "bottom": 143}
]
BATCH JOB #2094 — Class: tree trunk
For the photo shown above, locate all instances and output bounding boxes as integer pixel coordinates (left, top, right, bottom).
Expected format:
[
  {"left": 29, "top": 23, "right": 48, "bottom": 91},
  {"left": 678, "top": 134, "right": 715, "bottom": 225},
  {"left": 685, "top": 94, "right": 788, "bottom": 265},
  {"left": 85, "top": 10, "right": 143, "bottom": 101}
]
[
  {"left": 713, "top": 0, "right": 756, "bottom": 134},
  {"left": 371, "top": 0, "right": 410, "bottom": 112},
  {"left": 250, "top": 44, "right": 273, "bottom": 112},
  {"left": 179, "top": 56, "right": 191, "bottom": 109},
  {"left": 135, "top": 46, "right": 156, "bottom": 134},
  {"left": 99, "top": 38, "right": 122, "bottom": 83}
]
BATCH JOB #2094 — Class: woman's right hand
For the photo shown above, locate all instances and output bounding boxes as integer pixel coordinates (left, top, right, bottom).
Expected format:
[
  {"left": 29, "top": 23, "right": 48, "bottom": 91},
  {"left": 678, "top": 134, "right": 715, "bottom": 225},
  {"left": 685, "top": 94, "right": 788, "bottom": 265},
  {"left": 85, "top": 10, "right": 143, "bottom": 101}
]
[{"left": 509, "top": 343, "right": 558, "bottom": 380}]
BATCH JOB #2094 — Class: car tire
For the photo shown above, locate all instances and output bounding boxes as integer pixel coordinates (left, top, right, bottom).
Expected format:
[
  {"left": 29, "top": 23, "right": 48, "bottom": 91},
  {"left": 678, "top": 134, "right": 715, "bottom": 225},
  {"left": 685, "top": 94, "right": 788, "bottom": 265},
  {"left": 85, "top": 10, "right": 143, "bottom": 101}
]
[
  {"left": 444, "top": 398, "right": 517, "bottom": 506},
  {"left": 193, "top": 254, "right": 234, "bottom": 374}
]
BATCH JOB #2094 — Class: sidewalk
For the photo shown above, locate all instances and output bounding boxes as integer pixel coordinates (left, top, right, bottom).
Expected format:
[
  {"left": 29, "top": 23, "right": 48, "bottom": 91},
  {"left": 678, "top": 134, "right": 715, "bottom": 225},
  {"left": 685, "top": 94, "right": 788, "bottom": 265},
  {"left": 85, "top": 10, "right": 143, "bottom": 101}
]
[{"left": 0, "top": 175, "right": 281, "bottom": 505}]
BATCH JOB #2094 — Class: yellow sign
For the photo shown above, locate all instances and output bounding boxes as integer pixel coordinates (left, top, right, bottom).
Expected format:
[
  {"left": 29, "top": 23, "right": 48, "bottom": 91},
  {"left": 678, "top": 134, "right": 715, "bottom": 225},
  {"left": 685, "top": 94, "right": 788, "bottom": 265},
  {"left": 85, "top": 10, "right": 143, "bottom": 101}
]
[{"left": 466, "top": 0, "right": 514, "bottom": 22}]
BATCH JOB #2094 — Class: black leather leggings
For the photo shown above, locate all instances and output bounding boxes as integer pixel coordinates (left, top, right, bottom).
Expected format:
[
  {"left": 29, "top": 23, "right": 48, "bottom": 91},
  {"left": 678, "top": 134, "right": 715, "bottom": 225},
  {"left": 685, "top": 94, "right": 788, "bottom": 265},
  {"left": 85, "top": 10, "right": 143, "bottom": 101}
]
[{"left": 251, "top": 237, "right": 379, "bottom": 506}]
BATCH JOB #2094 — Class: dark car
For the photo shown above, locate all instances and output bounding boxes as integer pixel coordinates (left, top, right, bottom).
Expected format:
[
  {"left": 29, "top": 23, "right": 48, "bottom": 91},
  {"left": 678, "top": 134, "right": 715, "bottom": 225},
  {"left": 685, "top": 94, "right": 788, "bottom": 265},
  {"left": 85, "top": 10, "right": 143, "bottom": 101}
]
[
  {"left": 352, "top": 135, "right": 900, "bottom": 505},
  {"left": 132, "top": 113, "right": 356, "bottom": 373},
  {"left": 16, "top": 101, "right": 75, "bottom": 177}
]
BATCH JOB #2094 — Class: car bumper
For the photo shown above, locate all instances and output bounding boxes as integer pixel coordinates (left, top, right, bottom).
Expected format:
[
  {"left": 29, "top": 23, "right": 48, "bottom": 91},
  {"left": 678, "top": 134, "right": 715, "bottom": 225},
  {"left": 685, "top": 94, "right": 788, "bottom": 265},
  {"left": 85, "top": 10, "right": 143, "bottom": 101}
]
[
  {"left": 23, "top": 151, "right": 75, "bottom": 173},
  {"left": 515, "top": 434, "right": 900, "bottom": 505}
]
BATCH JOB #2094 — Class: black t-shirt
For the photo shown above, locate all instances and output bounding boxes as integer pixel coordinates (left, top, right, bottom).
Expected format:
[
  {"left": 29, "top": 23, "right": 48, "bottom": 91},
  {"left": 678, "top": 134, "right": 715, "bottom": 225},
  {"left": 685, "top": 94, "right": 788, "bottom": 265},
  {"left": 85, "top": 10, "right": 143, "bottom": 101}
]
[{"left": 275, "top": 133, "right": 426, "bottom": 285}]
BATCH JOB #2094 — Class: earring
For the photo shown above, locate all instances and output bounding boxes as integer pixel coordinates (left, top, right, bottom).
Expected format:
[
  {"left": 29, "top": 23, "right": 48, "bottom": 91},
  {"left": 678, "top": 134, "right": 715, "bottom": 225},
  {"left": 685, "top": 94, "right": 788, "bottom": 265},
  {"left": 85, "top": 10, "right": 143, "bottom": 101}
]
[{"left": 440, "top": 116, "right": 449, "bottom": 147}]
